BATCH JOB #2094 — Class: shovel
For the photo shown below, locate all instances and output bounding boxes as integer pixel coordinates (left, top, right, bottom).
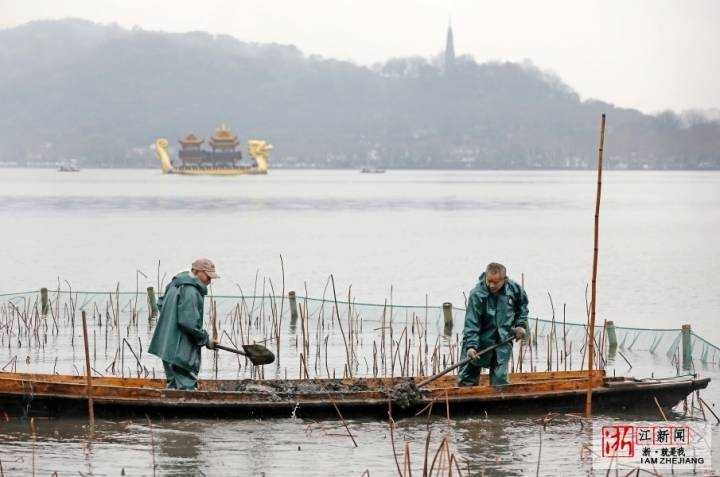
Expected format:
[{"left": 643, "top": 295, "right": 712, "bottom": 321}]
[
  {"left": 389, "top": 336, "right": 515, "bottom": 407},
  {"left": 210, "top": 342, "right": 275, "bottom": 366},
  {"left": 416, "top": 336, "right": 515, "bottom": 388}
]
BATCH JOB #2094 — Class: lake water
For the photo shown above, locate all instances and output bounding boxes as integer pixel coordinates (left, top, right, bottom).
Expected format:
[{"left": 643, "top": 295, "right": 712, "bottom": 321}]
[
  {"left": 0, "top": 168, "right": 719, "bottom": 475},
  {"left": 2, "top": 168, "right": 719, "bottom": 337}
]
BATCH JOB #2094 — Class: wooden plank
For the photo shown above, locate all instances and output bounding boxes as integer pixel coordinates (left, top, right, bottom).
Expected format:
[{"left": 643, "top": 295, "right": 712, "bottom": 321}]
[
  {"left": 0, "top": 369, "right": 604, "bottom": 392},
  {"left": 0, "top": 372, "right": 166, "bottom": 388},
  {"left": 422, "top": 370, "right": 604, "bottom": 388},
  {"left": 0, "top": 370, "right": 604, "bottom": 407}
]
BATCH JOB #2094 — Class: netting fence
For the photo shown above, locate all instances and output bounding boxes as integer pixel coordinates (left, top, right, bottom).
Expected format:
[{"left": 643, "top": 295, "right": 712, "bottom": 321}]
[{"left": 1, "top": 289, "right": 717, "bottom": 381}]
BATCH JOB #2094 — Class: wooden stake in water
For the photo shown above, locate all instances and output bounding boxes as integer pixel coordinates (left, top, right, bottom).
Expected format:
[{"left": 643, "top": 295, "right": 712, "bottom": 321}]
[
  {"left": 81, "top": 310, "right": 95, "bottom": 427},
  {"left": 585, "top": 113, "right": 606, "bottom": 418},
  {"left": 40, "top": 288, "right": 49, "bottom": 316},
  {"left": 681, "top": 324, "right": 693, "bottom": 370},
  {"left": 146, "top": 287, "right": 159, "bottom": 321},
  {"left": 288, "top": 290, "right": 299, "bottom": 322},
  {"left": 442, "top": 302, "right": 453, "bottom": 336}
]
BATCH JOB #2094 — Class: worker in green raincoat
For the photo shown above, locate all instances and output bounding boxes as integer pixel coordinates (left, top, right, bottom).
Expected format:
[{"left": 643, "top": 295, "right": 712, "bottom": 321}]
[
  {"left": 458, "top": 262, "right": 529, "bottom": 387},
  {"left": 149, "top": 258, "right": 219, "bottom": 390}
]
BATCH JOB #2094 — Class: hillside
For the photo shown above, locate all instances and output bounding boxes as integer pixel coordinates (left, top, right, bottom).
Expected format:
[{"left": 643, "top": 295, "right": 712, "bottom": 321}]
[{"left": 0, "top": 19, "right": 718, "bottom": 169}]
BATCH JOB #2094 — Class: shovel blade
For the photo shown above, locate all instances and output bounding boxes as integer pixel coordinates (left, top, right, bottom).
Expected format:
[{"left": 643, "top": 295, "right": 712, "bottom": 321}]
[{"left": 242, "top": 344, "right": 275, "bottom": 366}]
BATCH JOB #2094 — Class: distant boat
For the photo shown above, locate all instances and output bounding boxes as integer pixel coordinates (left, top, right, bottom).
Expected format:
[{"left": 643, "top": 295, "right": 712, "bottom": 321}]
[
  {"left": 58, "top": 160, "right": 80, "bottom": 172},
  {"left": 360, "top": 167, "right": 386, "bottom": 174}
]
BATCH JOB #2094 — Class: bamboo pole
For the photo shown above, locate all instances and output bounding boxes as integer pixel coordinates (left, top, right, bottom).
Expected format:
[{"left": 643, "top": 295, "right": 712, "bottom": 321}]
[
  {"left": 585, "top": 113, "right": 606, "bottom": 417},
  {"left": 81, "top": 310, "right": 95, "bottom": 426},
  {"left": 212, "top": 299, "right": 218, "bottom": 381}
]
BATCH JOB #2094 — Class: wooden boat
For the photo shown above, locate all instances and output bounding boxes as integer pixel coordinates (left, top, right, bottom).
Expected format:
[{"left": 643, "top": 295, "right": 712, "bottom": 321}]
[
  {"left": 0, "top": 370, "right": 708, "bottom": 419},
  {"left": 57, "top": 159, "right": 80, "bottom": 172}
]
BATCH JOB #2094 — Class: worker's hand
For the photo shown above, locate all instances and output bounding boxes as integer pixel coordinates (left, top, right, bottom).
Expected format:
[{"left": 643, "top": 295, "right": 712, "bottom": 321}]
[
  {"left": 467, "top": 348, "right": 478, "bottom": 360},
  {"left": 512, "top": 327, "right": 526, "bottom": 341},
  {"left": 206, "top": 338, "right": 217, "bottom": 350}
]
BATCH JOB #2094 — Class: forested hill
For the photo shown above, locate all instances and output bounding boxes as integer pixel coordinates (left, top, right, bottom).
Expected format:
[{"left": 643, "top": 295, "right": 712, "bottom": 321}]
[{"left": 1, "top": 19, "right": 718, "bottom": 169}]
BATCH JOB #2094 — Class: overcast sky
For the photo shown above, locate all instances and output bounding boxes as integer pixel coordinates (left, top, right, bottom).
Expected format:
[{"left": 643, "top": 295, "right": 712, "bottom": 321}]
[{"left": 2, "top": 0, "right": 718, "bottom": 113}]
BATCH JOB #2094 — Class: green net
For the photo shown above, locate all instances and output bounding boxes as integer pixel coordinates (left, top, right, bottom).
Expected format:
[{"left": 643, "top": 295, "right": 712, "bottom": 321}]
[{"left": 1, "top": 289, "right": 716, "bottom": 380}]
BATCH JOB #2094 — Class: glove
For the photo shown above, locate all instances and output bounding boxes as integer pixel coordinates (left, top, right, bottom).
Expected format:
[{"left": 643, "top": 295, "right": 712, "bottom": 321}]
[
  {"left": 467, "top": 348, "right": 478, "bottom": 359},
  {"left": 206, "top": 338, "right": 217, "bottom": 350},
  {"left": 512, "top": 327, "right": 526, "bottom": 340}
]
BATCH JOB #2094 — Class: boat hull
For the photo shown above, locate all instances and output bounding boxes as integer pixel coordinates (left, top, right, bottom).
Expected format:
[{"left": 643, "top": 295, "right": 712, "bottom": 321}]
[
  {"left": 0, "top": 371, "right": 708, "bottom": 419},
  {"left": 167, "top": 167, "right": 267, "bottom": 176}
]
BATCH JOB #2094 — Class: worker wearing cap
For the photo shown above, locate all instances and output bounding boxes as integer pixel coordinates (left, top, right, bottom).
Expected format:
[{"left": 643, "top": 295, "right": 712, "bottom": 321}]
[
  {"left": 149, "top": 258, "right": 219, "bottom": 390},
  {"left": 458, "top": 262, "right": 529, "bottom": 387}
]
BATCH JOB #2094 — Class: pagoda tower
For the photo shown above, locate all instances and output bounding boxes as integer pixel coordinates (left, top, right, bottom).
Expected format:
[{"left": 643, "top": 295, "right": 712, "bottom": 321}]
[{"left": 444, "top": 21, "right": 455, "bottom": 74}]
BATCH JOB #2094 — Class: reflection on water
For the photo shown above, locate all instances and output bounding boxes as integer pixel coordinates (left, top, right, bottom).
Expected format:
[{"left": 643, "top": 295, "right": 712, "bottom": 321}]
[
  {"left": 155, "top": 423, "right": 203, "bottom": 475},
  {"left": 1, "top": 379, "right": 718, "bottom": 476},
  {"left": 0, "top": 196, "right": 567, "bottom": 213}
]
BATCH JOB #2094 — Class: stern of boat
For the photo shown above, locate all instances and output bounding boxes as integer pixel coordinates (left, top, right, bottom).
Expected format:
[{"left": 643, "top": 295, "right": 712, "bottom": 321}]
[{"left": 597, "top": 375, "right": 711, "bottom": 413}]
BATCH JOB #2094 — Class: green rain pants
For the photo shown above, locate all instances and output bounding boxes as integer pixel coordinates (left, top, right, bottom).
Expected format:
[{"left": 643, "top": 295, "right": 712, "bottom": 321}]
[
  {"left": 162, "top": 360, "right": 198, "bottom": 390},
  {"left": 457, "top": 350, "right": 509, "bottom": 387}
]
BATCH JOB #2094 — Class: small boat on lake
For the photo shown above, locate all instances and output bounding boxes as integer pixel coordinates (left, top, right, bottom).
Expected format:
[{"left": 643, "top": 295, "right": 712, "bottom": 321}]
[
  {"left": 360, "top": 167, "right": 386, "bottom": 174},
  {"left": 0, "top": 370, "right": 707, "bottom": 419},
  {"left": 57, "top": 159, "right": 80, "bottom": 172}
]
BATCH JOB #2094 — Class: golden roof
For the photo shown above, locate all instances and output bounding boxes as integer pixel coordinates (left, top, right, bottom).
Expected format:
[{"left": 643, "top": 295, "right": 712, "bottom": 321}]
[
  {"left": 210, "top": 123, "right": 238, "bottom": 143},
  {"left": 179, "top": 133, "right": 204, "bottom": 145}
]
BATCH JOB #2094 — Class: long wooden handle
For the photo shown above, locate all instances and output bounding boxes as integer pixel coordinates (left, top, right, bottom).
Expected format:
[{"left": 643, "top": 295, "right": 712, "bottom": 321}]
[
  {"left": 416, "top": 336, "right": 515, "bottom": 388},
  {"left": 213, "top": 343, "right": 248, "bottom": 356}
]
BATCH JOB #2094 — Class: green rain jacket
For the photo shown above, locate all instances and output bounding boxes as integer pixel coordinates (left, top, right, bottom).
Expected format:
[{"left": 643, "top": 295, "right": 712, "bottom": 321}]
[
  {"left": 461, "top": 272, "right": 529, "bottom": 367},
  {"left": 148, "top": 272, "right": 209, "bottom": 375}
]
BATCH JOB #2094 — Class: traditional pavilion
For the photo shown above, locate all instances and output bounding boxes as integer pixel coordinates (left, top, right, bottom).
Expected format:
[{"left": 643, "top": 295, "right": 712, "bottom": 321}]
[
  {"left": 209, "top": 124, "right": 240, "bottom": 152},
  {"left": 177, "top": 134, "right": 205, "bottom": 167},
  {"left": 177, "top": 124, "right": 243, "bottom": 168}
]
